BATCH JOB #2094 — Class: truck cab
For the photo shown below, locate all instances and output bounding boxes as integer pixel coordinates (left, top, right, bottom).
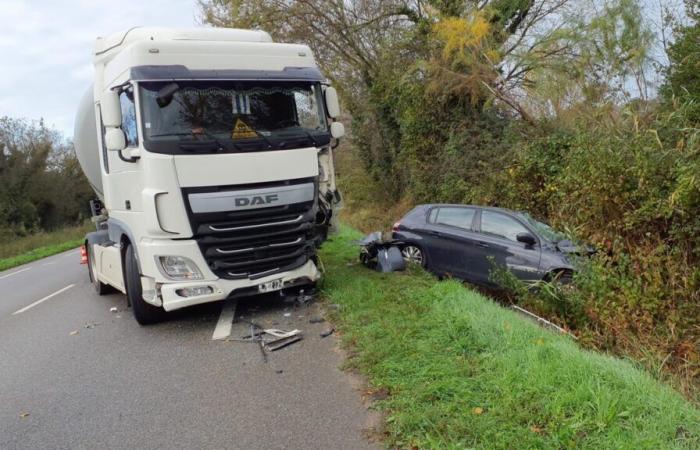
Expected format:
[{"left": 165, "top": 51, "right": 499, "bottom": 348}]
[{"left": 74, "top": 27, "right": 344, "bottom": 324}]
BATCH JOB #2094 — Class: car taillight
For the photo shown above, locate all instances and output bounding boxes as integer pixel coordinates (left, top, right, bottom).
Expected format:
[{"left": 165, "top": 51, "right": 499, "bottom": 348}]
[{"left": 392, "top": 221, "right": 401, "bottom": 232}]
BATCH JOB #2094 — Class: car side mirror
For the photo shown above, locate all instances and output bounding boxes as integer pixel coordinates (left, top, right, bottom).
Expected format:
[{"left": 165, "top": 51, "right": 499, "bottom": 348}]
[
  {"left": 104, "top": 128, "right": 126, "bottom": 151},
  {"left": 330, "top": 121, "right": 345, "bottom": 139},
  {"left": 516, "top": 232, "right": 537, "bottom": 246}
]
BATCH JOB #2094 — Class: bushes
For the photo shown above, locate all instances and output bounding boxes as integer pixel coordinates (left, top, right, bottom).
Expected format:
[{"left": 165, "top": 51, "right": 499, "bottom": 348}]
[{"left": 338, "top": 98, "right": 700, "bottom": 398}]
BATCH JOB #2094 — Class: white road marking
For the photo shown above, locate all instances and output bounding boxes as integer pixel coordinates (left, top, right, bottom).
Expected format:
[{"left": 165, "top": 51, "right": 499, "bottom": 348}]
[
  {"left": 42, "top": 262, "right": 56, "bottom": 266},
  {"left": 12, "top": 284, "right": 76, "bottom": 315},
  {"left": 212, "top": 299, "right": 237, "bottom": 340},
  {"left": 0, "top": 267, "right": 32, "bottom": 280}
]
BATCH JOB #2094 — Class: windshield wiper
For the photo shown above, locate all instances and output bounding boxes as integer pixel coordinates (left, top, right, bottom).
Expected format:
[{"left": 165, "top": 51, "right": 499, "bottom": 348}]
[
  {"left": 148, "top": 131, "right": 244, "bottom": 152},
  {"left": 297, "top": 129, "right": 319, "bottom": 147}
]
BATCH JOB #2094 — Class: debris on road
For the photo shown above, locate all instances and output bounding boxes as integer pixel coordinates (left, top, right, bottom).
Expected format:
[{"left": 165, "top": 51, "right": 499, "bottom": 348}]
[
  {"left": 84, "top": 322, "right": 101, "bottom": 329},
  {"left": 266, "top": 334, "right": 303, "bottom": 351},
  {"left": 320, "top": 328, "right": 335, "bottom": 338},
  {"left": 19, "top": 412, "right": 30, "bottom": 418},
  {"left": 228, "top": 321, "right": 304, "bottom": 361},
  {"left": 69, "top": 330, "right": 79, "bottom": 336},
  {"left": 109, "top": 307, "right": 118, "bottom": 313},
  {"left": 283, "top": 312, "right": 291, "bottom": 317}
]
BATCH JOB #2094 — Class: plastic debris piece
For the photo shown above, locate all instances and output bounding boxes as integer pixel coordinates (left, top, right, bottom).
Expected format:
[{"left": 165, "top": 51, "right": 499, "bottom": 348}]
[
  {"left": 109, "top": 307, "right": 118, "bottom": 313},
  {"left": 69, "top": 330, "right": 79, "bottom": 336},
  {"left": 266, "top": 335, "right": 302, "bottom": 351},
  {"left": 19, "top": 412, "right": 29, "bottom": 418},
  {"left": 283, "top": 312, "right": 291, "bottom": 317}
]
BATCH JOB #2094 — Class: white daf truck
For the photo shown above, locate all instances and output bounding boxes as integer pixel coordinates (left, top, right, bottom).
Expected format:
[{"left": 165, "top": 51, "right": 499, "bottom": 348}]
[{"left": 74, "top": 27, "right": 344, "bottom": 324}]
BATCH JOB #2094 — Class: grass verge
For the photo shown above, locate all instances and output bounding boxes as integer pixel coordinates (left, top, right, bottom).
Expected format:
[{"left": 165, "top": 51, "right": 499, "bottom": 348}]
[
  {"left": 0, "top": 223, "right": 92, "bottom": 272},
  {"left": 319, "top": 226, "right": 700, "bottom": 449}
]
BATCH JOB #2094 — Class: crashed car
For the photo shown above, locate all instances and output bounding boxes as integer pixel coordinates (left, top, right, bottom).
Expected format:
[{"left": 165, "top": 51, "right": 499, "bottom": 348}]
[{"left": 392, "top": 204, "right": 593, "bottom": 285}]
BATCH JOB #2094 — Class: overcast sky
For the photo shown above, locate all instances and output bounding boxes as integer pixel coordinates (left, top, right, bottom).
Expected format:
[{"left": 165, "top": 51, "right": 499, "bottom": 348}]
[{"left": 0, "top": 0, "right": 198, "bottom": 138}]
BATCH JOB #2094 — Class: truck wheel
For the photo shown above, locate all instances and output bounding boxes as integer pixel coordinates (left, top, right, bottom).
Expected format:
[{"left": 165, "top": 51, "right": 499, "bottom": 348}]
[
  {"left": 87, "top": 244, "right": 109, "bottom": 295},
  {"left": 124, "top": 244, "right": 166, "bottom": 325}
]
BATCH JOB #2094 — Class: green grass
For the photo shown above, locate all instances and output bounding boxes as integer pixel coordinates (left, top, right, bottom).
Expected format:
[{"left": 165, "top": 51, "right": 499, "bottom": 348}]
[
  {"left": 319, "top": 226, "right": 700, "bottom": 449},
  {"left": 0, "top": 223, "right": 92, "bottom": 271}
]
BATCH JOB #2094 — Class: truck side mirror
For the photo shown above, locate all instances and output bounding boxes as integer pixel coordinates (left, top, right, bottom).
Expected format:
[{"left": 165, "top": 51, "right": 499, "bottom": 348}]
[
  {"left": 324, "top": 87, "right": 340, "bottom": 119},
  {"left": 104, "top": 128, "right": 126, "bottom": 151},
  {"left": 101, "top": 90, "right": 122, "bottom": 127},
  {"left": 330, "top": 122, "right": 345, "bottom": 139}
]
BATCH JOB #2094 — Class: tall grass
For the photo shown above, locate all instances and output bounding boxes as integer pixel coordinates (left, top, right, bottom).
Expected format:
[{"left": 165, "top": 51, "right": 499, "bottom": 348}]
[
  {"left": 320, "top": 226, "right": 700, "bottom": 449},
  {"left": 0, "top": 223, "right": 92, "bottom": 271}
]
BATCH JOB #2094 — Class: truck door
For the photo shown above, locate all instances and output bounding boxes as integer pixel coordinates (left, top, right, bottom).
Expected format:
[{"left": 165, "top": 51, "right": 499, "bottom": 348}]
[{"left": 100, "top": 86, "right": 145, "bottom": 216}]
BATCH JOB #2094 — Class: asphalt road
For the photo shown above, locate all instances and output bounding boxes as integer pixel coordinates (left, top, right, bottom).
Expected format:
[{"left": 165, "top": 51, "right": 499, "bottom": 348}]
[{"left": 0, "top": 249, "right": 379, "bottom": 449}]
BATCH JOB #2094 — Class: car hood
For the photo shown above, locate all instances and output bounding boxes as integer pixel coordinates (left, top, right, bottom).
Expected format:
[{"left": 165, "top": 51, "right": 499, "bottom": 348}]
[{"left": 556, "top": 239, "right": 596, "bottom": 256}]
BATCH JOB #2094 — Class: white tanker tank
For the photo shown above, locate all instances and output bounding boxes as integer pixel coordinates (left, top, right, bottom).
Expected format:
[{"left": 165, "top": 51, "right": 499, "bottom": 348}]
[{"left": 74, "top": 85, "right": 103, "bottom": 201}]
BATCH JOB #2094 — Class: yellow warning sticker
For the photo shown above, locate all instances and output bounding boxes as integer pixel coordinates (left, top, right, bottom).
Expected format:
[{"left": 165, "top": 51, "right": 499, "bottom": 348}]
[{"left": 231, "top": 119, "right": 257, "bottom": 139}]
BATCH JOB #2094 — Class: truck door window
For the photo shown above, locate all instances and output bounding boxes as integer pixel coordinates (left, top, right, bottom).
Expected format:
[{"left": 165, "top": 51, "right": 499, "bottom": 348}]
[{"left": 120, "top": 89, "right": 138, "bottom": 147}]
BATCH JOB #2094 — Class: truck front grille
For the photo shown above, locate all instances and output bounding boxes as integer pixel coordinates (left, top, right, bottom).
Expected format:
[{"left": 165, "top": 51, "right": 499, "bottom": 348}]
[{"left": 184, "top": 178, "right": 317, "bottom": 280}]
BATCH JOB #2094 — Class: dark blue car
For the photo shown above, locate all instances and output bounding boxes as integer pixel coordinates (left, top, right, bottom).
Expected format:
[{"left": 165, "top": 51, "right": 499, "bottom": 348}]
[{"left": 392, "top": 205, "right": 582, "bottom": 285}]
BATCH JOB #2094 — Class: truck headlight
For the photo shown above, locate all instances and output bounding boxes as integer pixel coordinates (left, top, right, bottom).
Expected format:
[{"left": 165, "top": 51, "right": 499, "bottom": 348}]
[{"left": 157, "top": 256, "right": 203, "bottom": 281}]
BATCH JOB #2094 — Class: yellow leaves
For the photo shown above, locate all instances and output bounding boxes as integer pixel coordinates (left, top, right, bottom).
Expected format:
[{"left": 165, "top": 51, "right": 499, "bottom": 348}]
[
  {"left": 433, "top": 13, "right": 492, "bottom": 61},
  {"left": 472, "top": 407, "right": 484, "bottom": 415}
]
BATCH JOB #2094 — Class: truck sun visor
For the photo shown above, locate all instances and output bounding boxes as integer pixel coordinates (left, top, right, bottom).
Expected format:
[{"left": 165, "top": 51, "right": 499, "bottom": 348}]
[{"left": 130, "top": 65, "right": 326, "bottom": 82}]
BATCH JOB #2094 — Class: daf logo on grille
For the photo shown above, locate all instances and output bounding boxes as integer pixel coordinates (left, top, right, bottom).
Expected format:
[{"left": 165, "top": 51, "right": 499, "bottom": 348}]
[{"left": 235, "top": 194, "right": 279, "bottom": 207}]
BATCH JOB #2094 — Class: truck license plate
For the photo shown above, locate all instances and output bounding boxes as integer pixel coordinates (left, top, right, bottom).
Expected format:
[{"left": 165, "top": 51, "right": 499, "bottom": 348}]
[{"left": 258, "top": 278, "right": 283, "bottom": 293}]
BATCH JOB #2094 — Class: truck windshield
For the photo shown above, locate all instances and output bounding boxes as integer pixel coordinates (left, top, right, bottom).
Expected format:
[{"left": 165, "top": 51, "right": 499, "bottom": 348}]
[{"left": 139, "top": 81, "right": 330, "bottom": 153}]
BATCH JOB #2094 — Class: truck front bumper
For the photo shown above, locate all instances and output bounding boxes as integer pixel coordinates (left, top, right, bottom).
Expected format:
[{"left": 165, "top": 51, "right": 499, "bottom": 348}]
[
  {"left": 136, "top": 238, "right": 320, "bottom": 311},
  {"left": 156, "top": 259, "right": 319, "bottom": 311}
]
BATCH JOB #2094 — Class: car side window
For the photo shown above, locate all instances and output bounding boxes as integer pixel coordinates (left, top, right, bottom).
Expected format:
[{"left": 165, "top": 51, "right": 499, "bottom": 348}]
[
  {"left": 431, "top": 207, "right": 475, "bottom": 231},
  {"left": 120, "top": 89, "right": 138, "bottom": 147},
  {"left": 480, "top": 211, "right": 530, "bottom": 242}
]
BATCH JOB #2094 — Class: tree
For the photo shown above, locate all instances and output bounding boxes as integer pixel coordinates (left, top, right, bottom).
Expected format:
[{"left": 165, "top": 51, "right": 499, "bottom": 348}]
[{"left": 661, "top": 0, "right": 700, "bottom": 122}]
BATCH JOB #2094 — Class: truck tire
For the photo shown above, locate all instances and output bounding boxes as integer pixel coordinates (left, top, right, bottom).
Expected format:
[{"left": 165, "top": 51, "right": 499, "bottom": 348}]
[
  {"left": 87, "top": 244, "right": 109, "bottom": 295},
  {"left": 124, "top": 244, "right": 166, "bottom": 325}
]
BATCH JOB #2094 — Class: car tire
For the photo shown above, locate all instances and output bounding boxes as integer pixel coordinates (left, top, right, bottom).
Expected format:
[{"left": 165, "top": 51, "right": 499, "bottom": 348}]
[
  {"left": 550, "top": 269, "right": 574, "bottom": 285},
  {"left": 401, "top": 244, "right": 427, "bottom": 268},
  {"left": 124, "top": 243, "right": 166, "bottom": 325},
  {"left": 87, "top": 244, "right": 110, "bottom": 295}
]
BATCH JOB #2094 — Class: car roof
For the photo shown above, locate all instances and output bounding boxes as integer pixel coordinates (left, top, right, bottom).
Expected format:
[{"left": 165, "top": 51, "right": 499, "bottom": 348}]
[{"left": 416, "top": 204, "right": 520, "bottom": 215}]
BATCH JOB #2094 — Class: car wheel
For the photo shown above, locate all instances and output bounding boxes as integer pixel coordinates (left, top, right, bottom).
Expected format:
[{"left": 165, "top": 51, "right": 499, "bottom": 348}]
[
  {"left": 550, "top": 269, "right": 574, "bottom": 285},
  {"left": 87, "top": 244, "right": 109, "bottom": 295},
  {"left": 124, "top": 244, "right": 166, "bottom": 325},
  {"left": 401, "top": 244, "right": 426, "bottom": 267}
]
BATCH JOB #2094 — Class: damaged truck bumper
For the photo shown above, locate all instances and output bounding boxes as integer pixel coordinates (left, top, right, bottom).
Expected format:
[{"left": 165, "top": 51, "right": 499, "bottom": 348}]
[
  {"left": 137, "top": 238, "right": 321, "bottom": 312},
  {"left": 154, "top": 259, "right": 320, "bottom": 312}
]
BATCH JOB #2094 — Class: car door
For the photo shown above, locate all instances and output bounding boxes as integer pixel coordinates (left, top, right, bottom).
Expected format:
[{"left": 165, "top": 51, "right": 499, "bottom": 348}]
[
  {"left": 472, "top": 210, "right": 542, "bottom": 284},
  {"left": 422, "top": 206, "right": 479, "bottom": 279}
]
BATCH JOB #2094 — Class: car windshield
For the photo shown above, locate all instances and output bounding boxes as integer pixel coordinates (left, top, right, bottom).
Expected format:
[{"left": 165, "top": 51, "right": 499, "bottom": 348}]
[
  {"left": 139, "top": 80, "right": 329, "bottom": 153},
  {"left": 517, "top": 212, "right": 567, "bottom": 243}
]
